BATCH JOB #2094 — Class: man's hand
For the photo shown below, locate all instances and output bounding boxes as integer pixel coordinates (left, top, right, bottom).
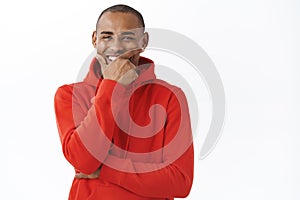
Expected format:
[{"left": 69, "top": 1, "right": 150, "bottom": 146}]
[
  {"left": 75, "top": 167, "right": 101, "bottom": 179},
  {"left": 96, "top": 48, "right": 143, "bottom": 86}
]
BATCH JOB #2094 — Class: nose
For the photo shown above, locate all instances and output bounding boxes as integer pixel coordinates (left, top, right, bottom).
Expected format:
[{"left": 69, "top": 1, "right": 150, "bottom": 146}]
[{"left": 110, "top": 38, "right": 125, "bottom": 54}]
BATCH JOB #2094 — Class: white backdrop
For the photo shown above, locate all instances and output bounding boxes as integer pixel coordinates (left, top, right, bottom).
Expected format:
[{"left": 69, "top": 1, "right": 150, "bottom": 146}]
[{"left": 0, "top": 0, "right": 299, "bottom": 199}]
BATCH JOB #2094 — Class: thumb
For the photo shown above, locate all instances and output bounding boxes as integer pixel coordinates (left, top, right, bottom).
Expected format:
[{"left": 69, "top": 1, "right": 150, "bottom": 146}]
[
  {"left": 96, "top": 53, "right": 107, "bottom": 66},
  {"left": 96, "top": 53, "right": 108, "bottom": 73}
]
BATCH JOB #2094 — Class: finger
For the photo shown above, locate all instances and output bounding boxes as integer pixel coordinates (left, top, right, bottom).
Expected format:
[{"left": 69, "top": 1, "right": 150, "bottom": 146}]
[
  {"left": 119, "top": 48, "right": 143, "bottom": 59},
  {"left": 117, "top": 69, "right": 139, "bottom": 86},
  {"left": 75, "top": 173, "right": 99, "bottom": 179},
  {"left": 96, "top": 53, "right": 109, "bottom": 73},
  {"left": 75, "top": 173, "right": 89, "bottom": 179},
  {"left": 87, "top": 174, "right": 99, "bottom": 179}
]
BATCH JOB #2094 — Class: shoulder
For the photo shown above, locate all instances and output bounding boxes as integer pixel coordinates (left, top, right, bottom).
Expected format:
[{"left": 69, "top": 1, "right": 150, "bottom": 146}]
[{"left": 54, "top": 82, "right": 92, "bottom": 101}]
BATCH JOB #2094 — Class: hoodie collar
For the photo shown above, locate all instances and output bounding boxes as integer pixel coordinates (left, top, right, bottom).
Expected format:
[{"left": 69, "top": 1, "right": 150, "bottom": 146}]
[{"left": 83, "top": 56, "right": 156, "bottom": 87}]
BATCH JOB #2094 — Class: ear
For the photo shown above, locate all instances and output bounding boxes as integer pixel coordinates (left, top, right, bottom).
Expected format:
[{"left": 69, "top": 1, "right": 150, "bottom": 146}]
[
  {"left": 92, "top": 31, "right": 97, "bottom": 48},
  {"left": 141, "top": 32, "right": 149, "bottom": 50}
]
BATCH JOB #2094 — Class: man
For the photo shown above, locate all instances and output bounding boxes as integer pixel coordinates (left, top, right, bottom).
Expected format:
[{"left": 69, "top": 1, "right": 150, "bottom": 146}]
[{"left": 54, "top": 4, "right": 194, "bottom": 200}]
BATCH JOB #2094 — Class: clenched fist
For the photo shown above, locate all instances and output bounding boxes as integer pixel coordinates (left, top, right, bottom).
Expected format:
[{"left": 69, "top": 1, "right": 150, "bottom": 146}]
[{"left": 96, "top": 48, "right": 143, "bottom": 86}]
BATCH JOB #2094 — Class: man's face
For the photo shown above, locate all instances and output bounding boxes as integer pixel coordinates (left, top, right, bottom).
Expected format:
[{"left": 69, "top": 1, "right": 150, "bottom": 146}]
[{"left": 92, "top": 12, "right": 148, "bottom": 65}]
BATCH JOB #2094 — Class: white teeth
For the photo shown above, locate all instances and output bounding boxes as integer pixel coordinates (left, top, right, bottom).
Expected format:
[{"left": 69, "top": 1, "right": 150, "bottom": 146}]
[{"left": 108, "top": 56, "right": 117, "bottom": 62}]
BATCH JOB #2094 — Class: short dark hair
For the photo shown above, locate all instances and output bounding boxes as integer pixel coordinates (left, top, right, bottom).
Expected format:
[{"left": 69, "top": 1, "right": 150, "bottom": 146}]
[{"left": 96, "top": 4, "right": 145, "bottom": 30}]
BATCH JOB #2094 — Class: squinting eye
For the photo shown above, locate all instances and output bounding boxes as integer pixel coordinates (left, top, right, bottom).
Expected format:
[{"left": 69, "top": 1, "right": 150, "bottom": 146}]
[
  {"left": 122, "top": 36, "right": 134, "bottom": 41},
  {"left": 102, "top": 36, "right": 112, "bottom": 40}
]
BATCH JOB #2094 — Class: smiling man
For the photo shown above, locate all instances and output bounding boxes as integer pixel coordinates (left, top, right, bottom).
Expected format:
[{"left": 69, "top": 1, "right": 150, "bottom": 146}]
[{"left": 54, "top": 4, "right": 194, "bottom": 200}]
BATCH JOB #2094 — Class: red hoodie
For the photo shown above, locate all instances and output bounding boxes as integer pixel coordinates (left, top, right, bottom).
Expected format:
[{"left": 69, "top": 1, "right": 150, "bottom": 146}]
[{"left": 54, "top": 57, "right": 194, "bottom": 200}]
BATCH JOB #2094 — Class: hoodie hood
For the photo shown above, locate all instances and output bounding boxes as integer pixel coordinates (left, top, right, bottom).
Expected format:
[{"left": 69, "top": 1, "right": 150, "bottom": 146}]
[{"left": 83, "top": 56, "right": 156, "bottom": 87}]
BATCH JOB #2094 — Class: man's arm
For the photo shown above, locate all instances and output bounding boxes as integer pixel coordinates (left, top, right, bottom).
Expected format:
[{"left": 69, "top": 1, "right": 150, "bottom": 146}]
[
  {"left": 54, "top": 79, "right": 122, "bottom": 174},
  {"left": 54, "top": 49, "right": 143, "bottom": 174}
]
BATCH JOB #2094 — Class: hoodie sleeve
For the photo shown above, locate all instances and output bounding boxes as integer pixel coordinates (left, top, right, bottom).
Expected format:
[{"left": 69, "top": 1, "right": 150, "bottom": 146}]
[
  {"left": 99, "top": 88, "right": 194, "bottom": 198},
  {"left": 54, "top": 80, "right": 124, "bottom": 174}
]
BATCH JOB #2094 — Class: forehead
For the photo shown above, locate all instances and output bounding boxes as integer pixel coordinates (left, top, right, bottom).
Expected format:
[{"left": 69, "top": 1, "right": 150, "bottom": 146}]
[{"left": 97, "top": 12, "right": 143, "bottom": 34}]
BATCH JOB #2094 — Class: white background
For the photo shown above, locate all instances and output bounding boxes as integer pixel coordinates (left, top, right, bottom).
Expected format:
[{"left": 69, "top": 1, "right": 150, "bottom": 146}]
[{"left": 1, "top": 0, "right": 299, "bottom": 199}]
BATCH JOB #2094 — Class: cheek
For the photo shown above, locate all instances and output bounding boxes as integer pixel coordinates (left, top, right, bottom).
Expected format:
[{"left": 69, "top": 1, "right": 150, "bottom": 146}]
[
  {"left": 96, "top": 41, "right": 108, "bottom": 53},
  {"left": 123, "top": 41, "right": 142, "bottom": 50}
]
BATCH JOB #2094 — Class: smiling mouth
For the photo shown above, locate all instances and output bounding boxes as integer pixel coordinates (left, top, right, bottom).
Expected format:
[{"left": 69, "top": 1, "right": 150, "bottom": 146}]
[
  {"left": 106, "top": 55, "right": 118, "bottom": 62},
  {"left": 105, "top": 55, "right": 135, "bottom": 64}
]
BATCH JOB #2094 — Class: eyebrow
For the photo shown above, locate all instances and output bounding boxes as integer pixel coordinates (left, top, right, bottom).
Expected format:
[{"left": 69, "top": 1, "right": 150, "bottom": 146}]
[
  {"left": 100, "top": 31, "right": 113, "bottom": 35},
  {"left": 99, "top": 31, "right": 136, "bottom": 36},
  {"left": 120, "top": 31, "right": 136, "bottom": 36}
]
